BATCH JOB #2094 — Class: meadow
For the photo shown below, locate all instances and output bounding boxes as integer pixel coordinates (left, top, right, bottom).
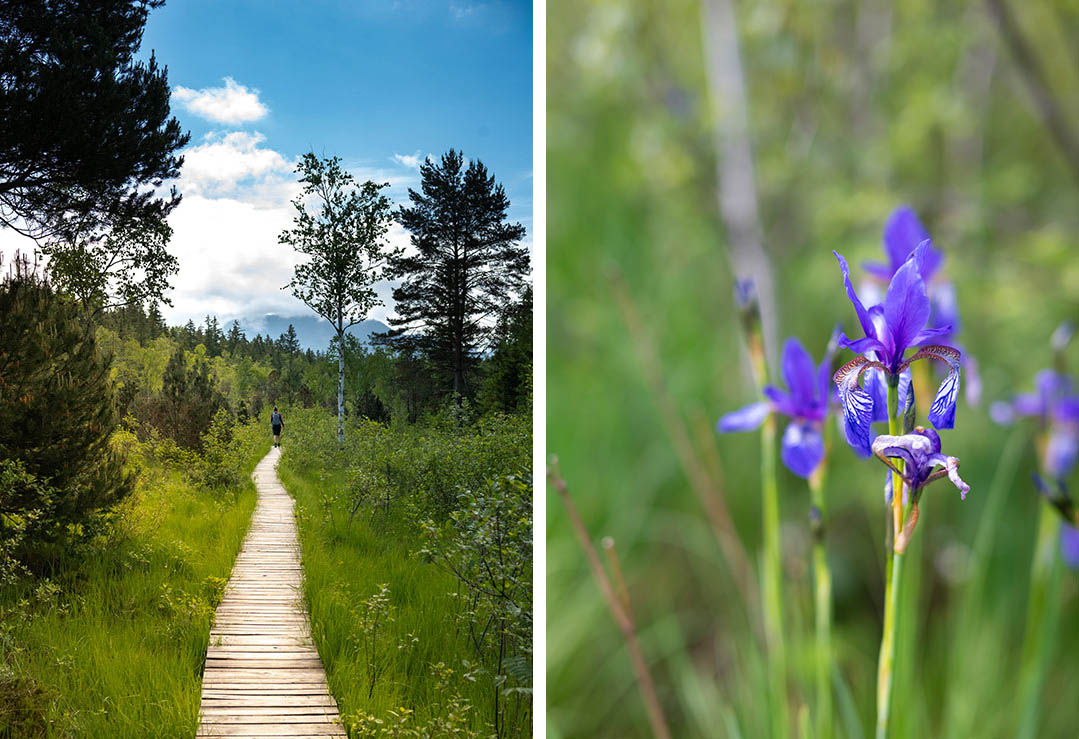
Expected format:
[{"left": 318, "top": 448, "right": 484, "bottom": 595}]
[
  {"left": 277, "top": 407, "right": 532, "bottom": 737},
  {"left": 0, "top": 420, "right": 267, "bottom": 737}
]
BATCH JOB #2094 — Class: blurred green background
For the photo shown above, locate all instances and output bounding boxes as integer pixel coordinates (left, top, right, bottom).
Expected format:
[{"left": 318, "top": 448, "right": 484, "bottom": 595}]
[{"left": 547, "top": 0, "right": 1079, "bottom": 737}]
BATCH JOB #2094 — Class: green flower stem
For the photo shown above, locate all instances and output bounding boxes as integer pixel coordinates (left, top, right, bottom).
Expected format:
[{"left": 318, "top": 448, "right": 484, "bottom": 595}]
[
  {"left": 875, "top": 380, "right": 907, "bottom": 739},
  {"left": 809, "top": 462, "right": 832, "bottom": 739},
  {"left": 1015, "top": 500, "right": 1064, "bottom": 739},
  {"left": 761, "top": 412, "right": 789, "bottom": 739}
]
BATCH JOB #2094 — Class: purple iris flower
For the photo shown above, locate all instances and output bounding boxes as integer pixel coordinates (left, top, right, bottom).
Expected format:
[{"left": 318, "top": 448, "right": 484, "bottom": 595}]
[
  {"left": 718, "top": 335, "right": 836, "bottom": 478},
  {"left": 872, "top": 427, "right": 970, "bottom": 499},
  {"left": 863, "top": 206, "right": 981, "bottom": 405},
  {"left": 832, "top": 240, "right": 962, "bottom": 456},
  {"left": 990, "top": 370, "right": 1079, "bottom": 479}
]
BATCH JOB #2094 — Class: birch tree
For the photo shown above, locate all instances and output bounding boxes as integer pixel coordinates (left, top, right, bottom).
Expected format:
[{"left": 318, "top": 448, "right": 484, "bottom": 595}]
[{"left": 279, "top": 153, "right": 395, "bottom": 444}]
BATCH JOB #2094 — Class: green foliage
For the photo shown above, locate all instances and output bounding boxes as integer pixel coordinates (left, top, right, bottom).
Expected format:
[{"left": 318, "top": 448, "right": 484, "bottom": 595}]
[
  {"left": 385, "top": 149, "right": 529, "bottom": 399},
  {"left": 189, "top": 409, "right": 244, "bottom": 492},
  {"left": 0, "top": 265, "right": 134, "bottom": 567},
  {"left": 0, "top": 0, "right": 188, "bottom": 241},
  {"left": 478, "top": 286, "right": 533, "bottom": 415},
  {"left": 420, "top": 474, "right": 533, "bottom": 735},
  {"left": 40, "top": 216, "right": 179, "bottom": 315},
  {"left": 133, "top": 346, "right": 226, "bottom": 449}
]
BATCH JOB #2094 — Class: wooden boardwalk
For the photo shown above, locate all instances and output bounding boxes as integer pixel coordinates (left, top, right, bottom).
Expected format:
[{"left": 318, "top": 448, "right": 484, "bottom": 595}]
[{"left": 197, "top": 446, "right": 347, "bottom": 738}]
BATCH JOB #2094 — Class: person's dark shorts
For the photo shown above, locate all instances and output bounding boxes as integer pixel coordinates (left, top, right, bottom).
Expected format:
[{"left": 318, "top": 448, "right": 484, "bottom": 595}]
[{"left": 272, "top": 424, "right": 281, "bottom": 435}]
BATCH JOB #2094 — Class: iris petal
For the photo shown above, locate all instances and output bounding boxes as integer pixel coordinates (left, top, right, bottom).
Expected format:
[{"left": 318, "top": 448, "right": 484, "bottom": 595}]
[
  {"left": 1046, "top": 425, "right": 1079, "bottom": 479},
  {"left": 834, "top": 251, "right": 878, "bottom": 341},
  {"left": 904, "top": 345, "right": 962, "bottom": 430},
  {"left": 781, "top": 421, "right": 824, "bottom": 478},
  {"left": 864, "top": 367, "right": 889, "bottom": 423},
  {"left": 717, "top": 401, "right": 771, "bottom": 433},
  {"left": 883, "top": 241, "right": 932, "bottom": 364},
  {"left": 883, "top": 206, "right": 931, "bottom": 271},
  {"left": 782, "top": 337, "right": 818, "bottom": 411},
  {"left": 763, "top": 386, "right": 797, "bottom": 418}
]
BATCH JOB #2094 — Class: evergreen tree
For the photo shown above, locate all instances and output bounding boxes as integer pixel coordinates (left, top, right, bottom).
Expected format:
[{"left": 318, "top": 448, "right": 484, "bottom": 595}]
[
  {"left": 279, "top": 153, "right": 396, "bottom": 444},
  {"left": 147, "top": 302, "right": 166, "bottom": 340},
  {"left": 226, "top": 320, "right": 245, "bottom": 355},
  {"left": 480, "top": 285, "right": 533, "bottom": 414},
  {"left": 202, "top": 315, "right": 223, "bottom": 356},
  {"left": 0, "top": 0, "right": 188, "bottom": 241},
  {"left": 385, "top": 149, "right": 528, "bottom": 400},
  {"left": 0, "top": 259, "right": 134, "bottom": 558}
]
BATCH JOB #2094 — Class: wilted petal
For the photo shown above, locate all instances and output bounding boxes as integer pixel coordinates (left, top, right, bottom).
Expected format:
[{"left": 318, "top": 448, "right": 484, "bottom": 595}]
[
  {"left": 781, "top": 421, "right": 824, "bottom": 478},
  {"left": 1060, "top": 524, "right": 1079, "bottom": 569},
  {"left": 883, "top": 241, "right": 932, "bottom": 361},
  {"left": 928, "top": 453, "right": 970, "bottom": 499},
  {"left": 835, "top": 251, "right": 878, "bottom": 340},
  {"left": 782, "top": 337, "right": 818, "bottom": 411},
  {"left": 717, "top": 401, "right": 771, "bottom": 433}
]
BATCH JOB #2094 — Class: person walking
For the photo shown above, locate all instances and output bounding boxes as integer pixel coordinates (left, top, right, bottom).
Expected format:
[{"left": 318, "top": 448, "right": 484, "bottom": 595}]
[{"left": 271, "top": 407, "right": 284, "bottom": 448}]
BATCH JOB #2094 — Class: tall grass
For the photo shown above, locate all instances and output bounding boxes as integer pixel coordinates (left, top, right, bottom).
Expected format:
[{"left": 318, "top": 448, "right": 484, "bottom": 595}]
[
  {"left": 0, "top": 423, "right": 266, "bottom": 737},
  {"left": 277, "top": 408, "right": 532, "bottom": 738}
]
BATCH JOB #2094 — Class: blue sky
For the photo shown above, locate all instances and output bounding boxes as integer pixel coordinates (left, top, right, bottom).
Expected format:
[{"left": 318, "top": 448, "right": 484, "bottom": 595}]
[{"left": 132, "top": 0, "right": 532, "bottom": 337}]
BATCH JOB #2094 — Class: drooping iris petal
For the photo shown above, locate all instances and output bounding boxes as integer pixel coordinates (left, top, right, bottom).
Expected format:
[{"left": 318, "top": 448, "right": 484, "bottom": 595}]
[
  {"left": 781, "top": 421, "right": 824, "bottom": 478},
  {"left": 717, "top": 401, "right": 771, "bottom": 433},
  {"left": 882, "top": 241, "right": 932, "bottom": 364},
  {"left": 834, "top": 251, "right": 878, "bottom": 341},
  {"left": 1061, "top": 524, "right": 1079, "bottom": 569},
  {"left": 782, "top": 338, "right": 818, "bottom": 410},
  {"left": 834, "top": 356, "right": 880, "bottom": 456},
  {"left": 904, "top": 345, "right": 962, "bottom": 429}
]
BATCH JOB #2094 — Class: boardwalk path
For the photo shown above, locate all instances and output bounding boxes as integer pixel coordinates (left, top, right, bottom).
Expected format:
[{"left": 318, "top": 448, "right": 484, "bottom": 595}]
[{"left": 196, "top": 446, "right": 347, "bottom": 738}]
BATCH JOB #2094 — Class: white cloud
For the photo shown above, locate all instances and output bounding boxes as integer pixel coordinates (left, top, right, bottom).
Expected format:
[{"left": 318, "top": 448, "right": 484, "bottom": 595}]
[
  {"left": 392, "top": 151, "right": 424, "bottom": 169},
  {"left": 173, "top": 77, "right": 268, "bottom": 124},
  {"left": 180, "top": 131, "right": 297, "bottom": 200}
]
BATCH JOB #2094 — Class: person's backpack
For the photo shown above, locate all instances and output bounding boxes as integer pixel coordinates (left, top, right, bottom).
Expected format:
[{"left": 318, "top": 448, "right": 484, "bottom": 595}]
[{"left": 271, "top": 412, "right": 282, "bottom": 425}]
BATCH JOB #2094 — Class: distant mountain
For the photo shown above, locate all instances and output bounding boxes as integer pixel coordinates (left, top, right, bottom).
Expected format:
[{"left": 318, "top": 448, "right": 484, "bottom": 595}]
[{"left": 237, "top": 314, "right": 391, "bottom": 352}]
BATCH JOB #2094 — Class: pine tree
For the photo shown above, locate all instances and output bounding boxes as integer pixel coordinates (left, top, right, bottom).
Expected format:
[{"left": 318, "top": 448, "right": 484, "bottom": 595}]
[
  {"left": 385, "top": 149, "right": 528, "bottom": 401},
  {"left": 226, "top": 320, "right": 245, "bottom": 355},
  {"left": 0, "top": 260, "right": 134, "bottom": 555}
]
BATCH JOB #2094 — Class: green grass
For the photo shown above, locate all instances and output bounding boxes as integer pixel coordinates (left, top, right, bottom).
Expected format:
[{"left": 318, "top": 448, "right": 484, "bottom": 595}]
[
  {"left": 0, "top": 431, "right": 267, "bottom": 737},
  {"left": 278, "top": 410, "right": 531, "bottom": 738}
]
